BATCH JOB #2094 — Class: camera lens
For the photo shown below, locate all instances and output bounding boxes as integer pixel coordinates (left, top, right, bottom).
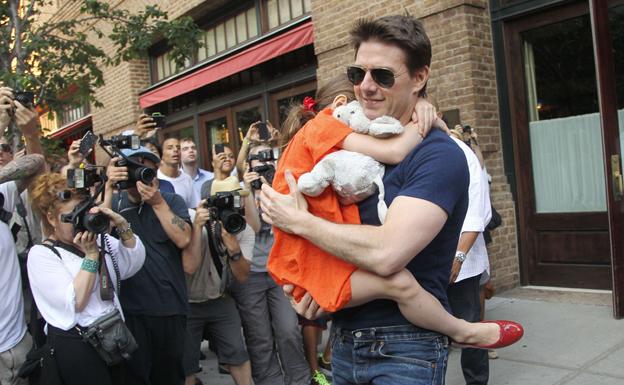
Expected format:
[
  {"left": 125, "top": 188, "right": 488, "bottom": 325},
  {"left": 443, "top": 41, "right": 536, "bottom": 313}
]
[
  {"left": 137, "top": 167, "right": 156, "bottom": 184},
  {"left": 84, "top": 212, "right": 110, "bottom": 234},
  {"left": 222, "top": 211, "right": 245, "bottom": 234}
]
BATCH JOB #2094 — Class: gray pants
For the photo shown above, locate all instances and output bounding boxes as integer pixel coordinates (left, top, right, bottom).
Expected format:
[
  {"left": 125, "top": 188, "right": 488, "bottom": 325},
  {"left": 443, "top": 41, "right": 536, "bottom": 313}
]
[
  {"left": 0, "top": 332, "right": 31, "bottom": 385},
  {"left": 229, "top": 271, "right": 310, "bottom": 385}
]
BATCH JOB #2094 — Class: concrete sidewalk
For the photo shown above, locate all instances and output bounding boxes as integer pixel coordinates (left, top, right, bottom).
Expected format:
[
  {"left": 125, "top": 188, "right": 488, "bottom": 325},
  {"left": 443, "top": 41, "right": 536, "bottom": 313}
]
[
  {"left": 445, "top": 288, "right": 624, "bottom": 385},
  {"left": 196, "top": 287, "right": 624, "bottom": 385}
]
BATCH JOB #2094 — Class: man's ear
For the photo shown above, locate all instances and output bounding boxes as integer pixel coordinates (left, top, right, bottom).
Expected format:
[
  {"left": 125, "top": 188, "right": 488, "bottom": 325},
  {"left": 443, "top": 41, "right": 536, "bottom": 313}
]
[
  {"left": 411, "top": 66, "right": 430, "bottom": 96},
  {"left": 332, "top": 94, "right": 349, "bottom": 109}
]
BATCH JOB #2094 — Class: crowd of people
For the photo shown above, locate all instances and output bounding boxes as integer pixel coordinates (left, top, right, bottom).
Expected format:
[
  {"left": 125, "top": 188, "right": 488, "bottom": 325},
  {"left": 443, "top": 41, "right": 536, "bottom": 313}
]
[{"left": 0, "top": 14, "right": 524, "bottom": 385}]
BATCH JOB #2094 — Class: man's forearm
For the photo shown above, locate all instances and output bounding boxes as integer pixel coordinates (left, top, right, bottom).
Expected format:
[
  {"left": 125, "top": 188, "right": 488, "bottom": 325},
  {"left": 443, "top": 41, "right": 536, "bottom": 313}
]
[
  {"left": 229, "top": 258, "right": 250, "bottom": 283},
  {"left": 456, "top": 231, "right": 479, "bottom": 255},
  {"left": 23, "top": 131, "right": 44, "bottom": 157},
  {"left": 295, "top": 212, "right": 391, "bottom": 275},
  {"left": 182, "top": 226, "right": 204, "bottom": 274},
  {"left": 152, "top": 202, "right": 192, "bottom": 249},
  {"left": 0, "top": 154, "right": 45, "bottom": 192}
]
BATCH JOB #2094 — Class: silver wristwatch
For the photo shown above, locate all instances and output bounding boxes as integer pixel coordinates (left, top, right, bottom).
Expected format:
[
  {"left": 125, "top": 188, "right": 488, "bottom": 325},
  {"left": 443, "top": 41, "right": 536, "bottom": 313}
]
[{"left": 454, "top": 251, "right": 467, "bottom": 263}]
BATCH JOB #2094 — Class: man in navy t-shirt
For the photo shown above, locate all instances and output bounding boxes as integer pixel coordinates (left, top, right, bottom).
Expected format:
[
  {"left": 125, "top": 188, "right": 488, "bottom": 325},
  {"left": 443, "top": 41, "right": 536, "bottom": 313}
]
[{"left": 261, "top": 15, "right": 468, "bottom": 385}]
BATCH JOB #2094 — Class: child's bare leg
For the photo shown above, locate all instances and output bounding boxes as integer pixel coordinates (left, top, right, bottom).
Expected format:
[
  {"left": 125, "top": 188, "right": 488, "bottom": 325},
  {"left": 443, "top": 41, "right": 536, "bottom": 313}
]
[{"left": 347, "top": 269, "right": 500, "bottom": 346}]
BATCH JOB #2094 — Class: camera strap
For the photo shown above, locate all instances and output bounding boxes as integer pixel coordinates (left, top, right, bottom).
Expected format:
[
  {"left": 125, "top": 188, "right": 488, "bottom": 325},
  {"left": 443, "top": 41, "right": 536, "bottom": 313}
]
[
  {"left": 16, "top": 194, "right": 34, "bottom": 249},
  {"left": 0, "top": 192, "right": 12, "bottom": 225},
  {"left": 99, "top": 234, "right": 115, "bottom": 301},
  {"left": 207, "top": 220, "right": 226, "bottom": 278}
]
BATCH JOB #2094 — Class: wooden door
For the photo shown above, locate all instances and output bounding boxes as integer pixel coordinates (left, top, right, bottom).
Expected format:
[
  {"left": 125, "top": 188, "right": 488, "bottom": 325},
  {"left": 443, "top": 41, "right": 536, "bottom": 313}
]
[{"left": 504, "top": 1, "right": 612, "bottom": 289}]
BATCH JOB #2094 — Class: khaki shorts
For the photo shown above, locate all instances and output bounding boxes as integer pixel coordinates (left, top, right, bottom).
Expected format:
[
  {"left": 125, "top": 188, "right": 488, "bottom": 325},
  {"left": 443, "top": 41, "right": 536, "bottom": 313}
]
[{"left": 0, "top": 332, "right": 32, "bottom": 385}]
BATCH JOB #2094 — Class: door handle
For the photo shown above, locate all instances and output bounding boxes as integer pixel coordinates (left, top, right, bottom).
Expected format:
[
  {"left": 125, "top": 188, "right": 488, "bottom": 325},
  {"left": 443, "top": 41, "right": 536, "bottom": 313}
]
[{"left": 611, "top": 155, "right": 623, "bottom": 201}]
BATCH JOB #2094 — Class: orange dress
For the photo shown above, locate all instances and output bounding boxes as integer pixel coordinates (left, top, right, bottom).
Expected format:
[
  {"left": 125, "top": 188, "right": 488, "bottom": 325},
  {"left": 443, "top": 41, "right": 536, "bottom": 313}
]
[{"left": 268, "top": 108, "right": 361, "bottom": 312}]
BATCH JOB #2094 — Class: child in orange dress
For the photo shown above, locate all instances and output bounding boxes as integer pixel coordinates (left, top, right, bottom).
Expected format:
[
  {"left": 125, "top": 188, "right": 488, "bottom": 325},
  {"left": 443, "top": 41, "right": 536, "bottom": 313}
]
[{"left": 268, "top": 75, "right": 521, "bottom": 348}]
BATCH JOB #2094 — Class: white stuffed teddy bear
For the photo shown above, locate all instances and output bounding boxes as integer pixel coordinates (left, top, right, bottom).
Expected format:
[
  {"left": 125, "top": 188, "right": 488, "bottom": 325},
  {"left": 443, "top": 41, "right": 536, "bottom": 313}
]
[{"left": 297, "top": 101, "right": 403, "bottom": 222}]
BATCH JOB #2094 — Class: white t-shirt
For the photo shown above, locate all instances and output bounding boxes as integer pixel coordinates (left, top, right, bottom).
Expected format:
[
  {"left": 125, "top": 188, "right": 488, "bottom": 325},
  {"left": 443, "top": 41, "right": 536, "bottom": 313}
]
[
  {"left": 0, "top": 181, "right": 27, "bottom": 352},
  {"left": 158, "top": 169, "right": 200, "bottom": 208},
  {"left": 451, "top": 137, "right": 492, "bottom": 283},
  {"left": 27, "top": 235, "right": 146, "bottom": 331}
]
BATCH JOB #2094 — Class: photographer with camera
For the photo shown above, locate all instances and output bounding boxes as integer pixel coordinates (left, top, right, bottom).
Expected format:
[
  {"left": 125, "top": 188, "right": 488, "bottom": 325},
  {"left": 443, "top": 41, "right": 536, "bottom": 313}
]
[
  {"left": 235, "top": 121, "right": 279, "bottom": 179},
  {"left": 105, "top": 145, "right": 192, "bottom": 385},
  {"left": 228, "top": 144, "right": 310, "bottom": 385},
  {"left": 182, "top": 177, "right": 254, "bottom": 385},
  {"left": 26, "top": 172, "right": 145, "bottom": 385},
  {"left": 0, "top": 85, "right": 46, "bottom": 385},
  {"left": 201, "top": 144, "right": 260, "bottom": 233}
]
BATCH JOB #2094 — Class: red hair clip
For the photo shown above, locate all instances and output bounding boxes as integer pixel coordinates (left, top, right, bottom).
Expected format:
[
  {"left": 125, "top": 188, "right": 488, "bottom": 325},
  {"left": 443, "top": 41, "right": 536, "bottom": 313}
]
[{"left": 302, "top": 96, "right": 317, "bottom": 113}]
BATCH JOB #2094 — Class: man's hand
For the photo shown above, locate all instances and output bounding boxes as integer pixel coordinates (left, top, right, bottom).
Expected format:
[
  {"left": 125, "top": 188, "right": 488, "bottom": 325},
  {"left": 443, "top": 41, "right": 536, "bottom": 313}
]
[
  {"left": 106, "top": 157, "right": 128, "bottom": 185},
  {"left": 67, "top": 140, "right": 85, "bottom": 168},
  {"left": 245, "top": 122, "right": 260, "bottom": 143},
  {"left": 221, "top": 227, "right": 241, "bottom": 255},
  {"left": 283, "top": 284, "right": 328, "bottom": 320},
  {"left": 242, "top": 168, "right": 259, "bottom": 189},
  {"left": 13, "top": 148, "right": 26, "bottom": 160},
  {"left": 412, "top": 99, "right": 436, "bottom": 137},
  {"left": 449, "top": 259, "right": 462, "bottom": 284},
  {"left": 137, "top": 180, "right": 164, "bottom": 206},
  {"left": 14, "top": 101, "right": 38, "bottom": 136},
  {"left": 0, "top": 87, "right": 13, "bottom": 131},
  {"left": 135, "top": 114, "right": 157, "bottom": 139},
  {"left": 259, "top": 170, "right": 308, "bottom": 233},
  {"left": 194, "top": 202, "right": 211, "bottom": 227}
]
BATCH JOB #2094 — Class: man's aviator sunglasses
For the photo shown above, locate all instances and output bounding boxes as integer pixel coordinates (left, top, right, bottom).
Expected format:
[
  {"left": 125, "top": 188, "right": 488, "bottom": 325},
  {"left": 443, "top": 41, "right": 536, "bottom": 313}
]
[{"left": 346, "top": 65, "right": 403, "bottom": 88}]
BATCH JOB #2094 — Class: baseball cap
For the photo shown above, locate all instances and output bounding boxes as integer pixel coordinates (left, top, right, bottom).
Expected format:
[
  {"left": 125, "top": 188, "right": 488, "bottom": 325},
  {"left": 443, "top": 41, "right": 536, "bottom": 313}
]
[{"left": 120, "top": 146, "right": 160, "bottom": 164}]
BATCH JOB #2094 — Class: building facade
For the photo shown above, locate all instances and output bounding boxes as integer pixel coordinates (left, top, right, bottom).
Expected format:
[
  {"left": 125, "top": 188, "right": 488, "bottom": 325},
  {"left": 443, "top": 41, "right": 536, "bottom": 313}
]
[{"left": 44, "top": 0, "right": 624, "bottom": 305}]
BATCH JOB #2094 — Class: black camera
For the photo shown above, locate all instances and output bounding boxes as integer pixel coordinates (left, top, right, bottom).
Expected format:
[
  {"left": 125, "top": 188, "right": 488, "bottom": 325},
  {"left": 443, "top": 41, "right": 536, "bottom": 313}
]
[
  {"left": 203, "top": 191, "right": 246, "bottom": 234},
  {"left": 248, "top": 148, "right": 279, "bottom": 162},
  {"left": 60, "top": 197, "right": 110, "bottom": 234},
  {"left": 250, "top": 164, "right": 276, "bottom": 190},
  {"left": 462, "top": 125, "right": 472, "bottom": 134},
  {"left": 67, "top": 167, "right": 103, "bottom": 190},
  {"left": 114, "top": 158, "right": 157, "bottom": 190},
  {"left": 14, "top": 91, "right": 35, "bottom": 108},
  {"left": 103, "top": 135, "right": 140, "bottom": 150}
]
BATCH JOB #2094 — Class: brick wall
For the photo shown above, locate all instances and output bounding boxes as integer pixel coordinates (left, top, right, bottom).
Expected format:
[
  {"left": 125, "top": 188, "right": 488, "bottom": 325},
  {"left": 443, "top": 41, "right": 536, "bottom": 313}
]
[
  {"left": 311, "top": 0, "right": 520, "bottom": 292},
  {"left": 50, "top": 0, "right": 520, "bottom": 291},
  {"left": 53, "top": 0, "right": 207, "bottom": 162}
]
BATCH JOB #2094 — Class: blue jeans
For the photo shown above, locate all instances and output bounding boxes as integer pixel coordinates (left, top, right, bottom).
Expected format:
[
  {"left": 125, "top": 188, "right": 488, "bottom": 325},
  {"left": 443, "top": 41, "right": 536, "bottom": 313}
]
[{"left": 331, "top": 324, "right": 449, "bottom": 385}]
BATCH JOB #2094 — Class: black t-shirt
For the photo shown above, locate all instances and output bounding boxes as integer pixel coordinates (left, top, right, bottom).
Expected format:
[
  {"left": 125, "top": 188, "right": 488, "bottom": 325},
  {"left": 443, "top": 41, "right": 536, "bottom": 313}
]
[
  {"left": 113, "top": 191, "right": 191, "bottom": 316},
  {"left": 333, "top": 130, "right": 469, "bottom": 330}
]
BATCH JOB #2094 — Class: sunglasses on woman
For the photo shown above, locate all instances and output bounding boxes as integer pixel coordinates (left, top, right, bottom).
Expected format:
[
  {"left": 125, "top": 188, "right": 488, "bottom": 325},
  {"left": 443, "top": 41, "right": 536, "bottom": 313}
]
[{"left": 346, "top": 65, "right": 403, "bottom": 88}]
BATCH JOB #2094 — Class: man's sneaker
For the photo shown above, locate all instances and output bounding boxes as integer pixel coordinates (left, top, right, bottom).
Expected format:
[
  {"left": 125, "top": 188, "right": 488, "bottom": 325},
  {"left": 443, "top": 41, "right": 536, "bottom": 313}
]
[{"left": 312, "top": 370, "right": 332, "bottom": 385}]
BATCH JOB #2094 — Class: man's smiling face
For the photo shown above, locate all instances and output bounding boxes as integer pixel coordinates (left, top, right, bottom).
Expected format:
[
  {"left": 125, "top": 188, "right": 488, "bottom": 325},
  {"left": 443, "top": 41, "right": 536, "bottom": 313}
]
[{"left": 353, "top": 40, "right": 428, "bottom": 125}]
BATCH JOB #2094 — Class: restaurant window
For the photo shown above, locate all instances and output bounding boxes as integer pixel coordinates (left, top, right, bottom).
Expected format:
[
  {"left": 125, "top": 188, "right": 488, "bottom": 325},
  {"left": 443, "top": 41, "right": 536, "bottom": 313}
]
[
  {"left": 266, "top": 0, "right": 311, "bottom": 30},
  {"left": 149, "top": 1, "right": 310, "bottom": 84},
  {"left": 522, "top": 14, "right": 604, "bottom": 213}
]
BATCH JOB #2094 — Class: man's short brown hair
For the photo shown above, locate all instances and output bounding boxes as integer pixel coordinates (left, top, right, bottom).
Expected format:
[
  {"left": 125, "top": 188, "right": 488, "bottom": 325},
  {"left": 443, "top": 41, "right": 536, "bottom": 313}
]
[{"left": 350, "top": 15, "right": 432, "bottom": 96}]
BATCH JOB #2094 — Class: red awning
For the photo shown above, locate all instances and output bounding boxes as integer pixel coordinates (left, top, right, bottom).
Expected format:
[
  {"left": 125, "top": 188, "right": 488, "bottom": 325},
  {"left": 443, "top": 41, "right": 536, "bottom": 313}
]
[
  {"left": 48, "top": 114, "right": 92, "bottom": 139},
  {"left": 139, "top": 21, "right": 314, "bottom": 109}
]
